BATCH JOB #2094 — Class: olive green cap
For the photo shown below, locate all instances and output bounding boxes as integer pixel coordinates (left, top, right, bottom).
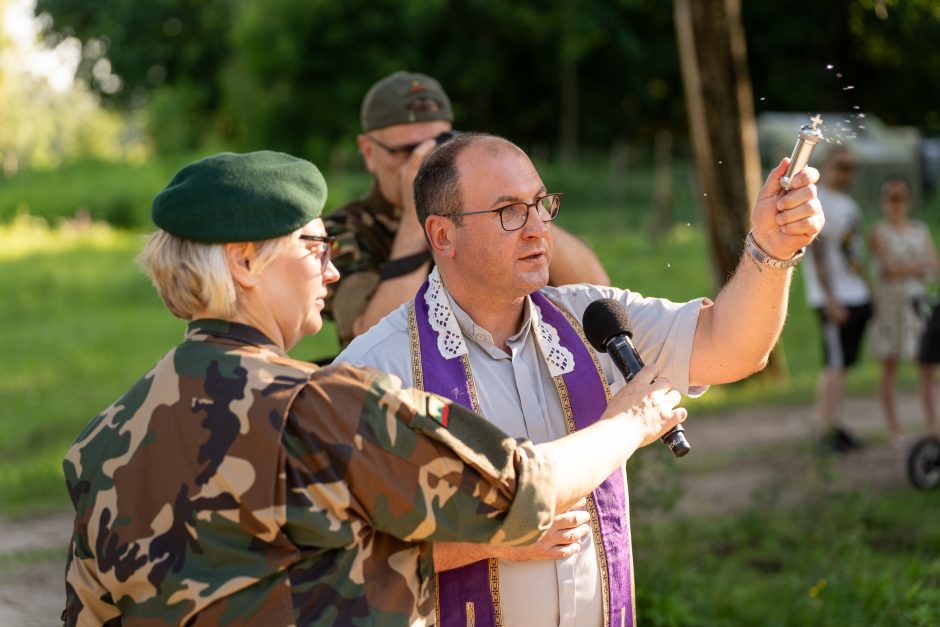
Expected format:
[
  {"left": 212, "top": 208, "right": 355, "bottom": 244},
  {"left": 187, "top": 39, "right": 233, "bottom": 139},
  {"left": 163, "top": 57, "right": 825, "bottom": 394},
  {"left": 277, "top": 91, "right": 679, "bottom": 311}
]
[
  {"left": 152, "top": 151, "right": 327, "bottom": 242},
  {"left": 360, "top": 71, "right": 453, "bottom": 132}
]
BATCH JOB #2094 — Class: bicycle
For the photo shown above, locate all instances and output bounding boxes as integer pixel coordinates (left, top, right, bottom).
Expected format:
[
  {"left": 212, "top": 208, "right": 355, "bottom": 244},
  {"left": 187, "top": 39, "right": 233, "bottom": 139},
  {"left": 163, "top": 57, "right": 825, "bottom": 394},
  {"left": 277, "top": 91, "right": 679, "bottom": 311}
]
[{"left": 908, "top": 435, "right": 940, "bottom": 489}]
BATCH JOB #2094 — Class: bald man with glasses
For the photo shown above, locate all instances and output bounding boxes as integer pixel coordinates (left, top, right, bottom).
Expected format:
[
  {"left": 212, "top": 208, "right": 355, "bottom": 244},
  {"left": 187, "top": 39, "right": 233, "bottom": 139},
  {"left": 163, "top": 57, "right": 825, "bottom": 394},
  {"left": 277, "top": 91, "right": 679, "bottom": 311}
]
[
  {"left": 322, "top": 71, "right": 609, "bottom": 347},
  {"left": 336, "top": 133, "right": 823, "bottom": 626}
]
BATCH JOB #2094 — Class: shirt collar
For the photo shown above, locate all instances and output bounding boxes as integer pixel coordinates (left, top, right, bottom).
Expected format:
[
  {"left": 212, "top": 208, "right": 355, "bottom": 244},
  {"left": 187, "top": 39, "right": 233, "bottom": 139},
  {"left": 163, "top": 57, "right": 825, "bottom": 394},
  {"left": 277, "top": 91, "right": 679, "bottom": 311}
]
[
  {"left": 185, "top": 319, "right": 285, "bottom": 355},
  {"left": 442, "top": 278, "right": 535, "bottom": 349}
]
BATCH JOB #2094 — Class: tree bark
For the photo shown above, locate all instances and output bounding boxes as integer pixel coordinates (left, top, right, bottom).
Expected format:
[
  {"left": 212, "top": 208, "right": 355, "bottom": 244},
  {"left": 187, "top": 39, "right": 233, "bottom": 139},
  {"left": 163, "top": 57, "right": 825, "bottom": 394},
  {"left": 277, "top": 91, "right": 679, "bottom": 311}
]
[{"left": 674, "top": 0, "right": 786, "bottom": 377}]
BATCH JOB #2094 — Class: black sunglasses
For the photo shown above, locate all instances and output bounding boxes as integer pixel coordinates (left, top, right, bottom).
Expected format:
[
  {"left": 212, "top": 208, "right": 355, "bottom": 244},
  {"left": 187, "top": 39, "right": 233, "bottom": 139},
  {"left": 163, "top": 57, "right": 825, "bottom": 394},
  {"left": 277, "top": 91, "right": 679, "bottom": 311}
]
[{"left": 366, "top": 131, "right": 460, "bottom": 157}]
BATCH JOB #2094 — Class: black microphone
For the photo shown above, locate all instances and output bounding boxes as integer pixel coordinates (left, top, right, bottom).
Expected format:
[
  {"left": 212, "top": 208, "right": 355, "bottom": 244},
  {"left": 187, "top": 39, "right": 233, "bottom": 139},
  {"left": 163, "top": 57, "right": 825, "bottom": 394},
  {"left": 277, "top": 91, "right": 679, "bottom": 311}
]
[{"left": 582, "top": 298, "right": 691, "bottom": 458}]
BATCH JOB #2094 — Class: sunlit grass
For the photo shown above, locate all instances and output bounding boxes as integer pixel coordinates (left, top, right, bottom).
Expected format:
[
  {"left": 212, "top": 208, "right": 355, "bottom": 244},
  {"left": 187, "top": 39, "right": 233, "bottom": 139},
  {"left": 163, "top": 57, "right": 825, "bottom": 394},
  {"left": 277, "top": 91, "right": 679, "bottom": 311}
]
[
  {"left": 0, "top": 218, "right": 337, "bottom": 514},
  {"left": 634, "top": 489, "right": 940, "bottom": 626}
]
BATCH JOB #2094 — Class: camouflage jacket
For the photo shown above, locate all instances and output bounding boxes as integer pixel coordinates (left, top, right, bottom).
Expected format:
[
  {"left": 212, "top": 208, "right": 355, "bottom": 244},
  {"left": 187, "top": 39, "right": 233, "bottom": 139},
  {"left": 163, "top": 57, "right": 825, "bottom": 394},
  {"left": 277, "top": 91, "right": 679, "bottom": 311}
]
[
  {"left": 63, "top": 320, "right": 555, "bottom": 626},
  {"left": 324, "top": 184, "right": 425, "bottom": 347}
]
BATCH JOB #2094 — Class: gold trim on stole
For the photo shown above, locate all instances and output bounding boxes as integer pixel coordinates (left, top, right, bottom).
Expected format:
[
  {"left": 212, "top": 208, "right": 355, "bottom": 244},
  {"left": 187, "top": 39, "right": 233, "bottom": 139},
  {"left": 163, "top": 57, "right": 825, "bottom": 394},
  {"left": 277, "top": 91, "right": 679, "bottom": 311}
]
[
  {"left": 548, "top": 306, "right": 628, "bottom": 627},
  {"left": 411, "top": 301, "right": 498, "bottom": 626},
  {"left": 408, "top": 303, "right": 424, "bottom": 391}
]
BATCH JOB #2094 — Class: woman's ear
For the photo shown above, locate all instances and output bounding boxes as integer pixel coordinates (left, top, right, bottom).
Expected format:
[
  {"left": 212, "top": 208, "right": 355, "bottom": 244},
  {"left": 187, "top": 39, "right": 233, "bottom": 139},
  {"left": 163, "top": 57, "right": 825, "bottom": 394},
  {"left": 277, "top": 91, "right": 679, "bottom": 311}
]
[
  {"left": 225, "top": 242, "right": 259, "bottom": 289},
  {"left": 425, "top": 215, "right": 456, "bottom": 259}
]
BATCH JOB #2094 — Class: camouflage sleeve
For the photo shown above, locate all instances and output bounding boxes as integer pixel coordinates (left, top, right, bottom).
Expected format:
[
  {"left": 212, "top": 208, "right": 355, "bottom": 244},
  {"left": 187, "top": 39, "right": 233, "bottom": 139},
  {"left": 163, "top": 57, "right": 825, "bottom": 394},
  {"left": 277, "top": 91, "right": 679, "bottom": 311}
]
[
  {"left": 324, "top": 212, "right": 382, "bottom": 345},
  {"left": 284, "top": 364, "right": 556, "bottom": 546},
  {"left": 63, "top": 534, "right": 121, "bottom": 626}
]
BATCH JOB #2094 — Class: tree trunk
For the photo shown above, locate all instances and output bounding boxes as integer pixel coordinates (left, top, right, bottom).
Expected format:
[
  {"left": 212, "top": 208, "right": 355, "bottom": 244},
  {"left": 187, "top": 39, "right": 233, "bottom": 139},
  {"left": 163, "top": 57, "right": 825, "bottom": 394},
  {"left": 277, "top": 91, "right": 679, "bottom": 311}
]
[{"left": 674, "top": 0, "right": 786, "bottom": 377}]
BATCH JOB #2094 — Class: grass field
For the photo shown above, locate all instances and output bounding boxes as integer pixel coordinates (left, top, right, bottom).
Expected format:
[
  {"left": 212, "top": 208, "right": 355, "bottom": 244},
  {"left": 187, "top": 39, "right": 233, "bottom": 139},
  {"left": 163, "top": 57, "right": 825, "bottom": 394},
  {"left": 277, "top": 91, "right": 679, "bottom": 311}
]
[
  {"left": 634, "top": 488, "right": 940, "bottom": 626},
  {"left": 2, "top": 156, "right": 939, "bottom": 623}
]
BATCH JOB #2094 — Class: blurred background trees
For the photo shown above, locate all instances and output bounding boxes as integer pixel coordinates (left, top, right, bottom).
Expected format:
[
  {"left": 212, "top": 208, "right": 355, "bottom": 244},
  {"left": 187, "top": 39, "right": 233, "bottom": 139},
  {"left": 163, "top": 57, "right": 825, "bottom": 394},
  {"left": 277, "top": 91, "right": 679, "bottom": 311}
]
[{"left": 19, "top": 0, "right": 939, "bottom": 165}]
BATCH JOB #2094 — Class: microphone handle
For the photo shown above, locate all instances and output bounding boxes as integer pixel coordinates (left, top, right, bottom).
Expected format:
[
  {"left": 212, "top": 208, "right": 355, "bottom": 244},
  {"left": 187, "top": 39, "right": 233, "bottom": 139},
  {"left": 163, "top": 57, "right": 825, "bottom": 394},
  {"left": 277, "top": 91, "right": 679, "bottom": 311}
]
[{"left": 606, "top": 335, "right": 691, "bottom": 458}]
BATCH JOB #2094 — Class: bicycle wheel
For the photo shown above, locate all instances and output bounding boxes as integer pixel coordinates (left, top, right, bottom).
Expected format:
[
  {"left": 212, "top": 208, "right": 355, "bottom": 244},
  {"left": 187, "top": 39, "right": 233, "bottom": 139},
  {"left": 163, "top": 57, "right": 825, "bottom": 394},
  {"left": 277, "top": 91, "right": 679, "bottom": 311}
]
[{"left": 908, "top": 436, "right": 940, "bottom": 490}]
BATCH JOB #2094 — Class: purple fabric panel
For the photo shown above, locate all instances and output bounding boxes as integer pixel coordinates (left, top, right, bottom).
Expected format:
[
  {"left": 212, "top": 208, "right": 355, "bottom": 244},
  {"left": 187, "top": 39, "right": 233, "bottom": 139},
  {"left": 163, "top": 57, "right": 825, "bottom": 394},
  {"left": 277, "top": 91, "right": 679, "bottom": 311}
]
[
  {"left": 415, "top": 281, "right": 475, "bottom": 411},
  {"left": 436, "top": 562, "right": 497, "bottom": 627},
  {"left": 532, "top": 291, "right": 633, "bottom": 627},
  {"left": 415, "top": 280, "right": 495, "bottom": 627}
]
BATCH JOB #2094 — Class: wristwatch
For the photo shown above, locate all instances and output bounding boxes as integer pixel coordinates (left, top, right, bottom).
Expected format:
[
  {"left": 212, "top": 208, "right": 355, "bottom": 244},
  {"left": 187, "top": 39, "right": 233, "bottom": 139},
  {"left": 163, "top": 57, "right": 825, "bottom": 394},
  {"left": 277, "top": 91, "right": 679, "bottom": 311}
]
[{"left": 745, "top": 231, "right": 805, "bottom": 269}]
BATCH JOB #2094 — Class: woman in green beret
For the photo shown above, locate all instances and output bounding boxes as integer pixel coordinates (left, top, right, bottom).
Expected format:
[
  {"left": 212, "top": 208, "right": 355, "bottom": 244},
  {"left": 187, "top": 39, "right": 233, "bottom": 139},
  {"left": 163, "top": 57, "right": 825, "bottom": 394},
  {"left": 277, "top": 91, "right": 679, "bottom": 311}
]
[{"left": 62, "top": 151, "right": 685, "bottom": 626}]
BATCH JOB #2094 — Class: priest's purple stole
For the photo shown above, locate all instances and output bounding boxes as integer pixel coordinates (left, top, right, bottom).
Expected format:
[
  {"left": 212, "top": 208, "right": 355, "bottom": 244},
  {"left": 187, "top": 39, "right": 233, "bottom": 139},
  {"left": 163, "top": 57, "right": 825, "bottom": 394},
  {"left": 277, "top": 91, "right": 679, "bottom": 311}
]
[{"left": 412, "top": 281, "right": 632, "bottom": 627}]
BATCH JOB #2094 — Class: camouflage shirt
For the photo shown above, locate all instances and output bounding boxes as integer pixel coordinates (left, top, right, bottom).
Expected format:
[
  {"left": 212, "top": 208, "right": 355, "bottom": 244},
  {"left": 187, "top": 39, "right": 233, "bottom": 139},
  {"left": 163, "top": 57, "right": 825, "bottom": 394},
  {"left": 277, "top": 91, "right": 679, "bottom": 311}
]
[
  {"left": 324, "top": 184, "right": 431, "bottom": 347},
  {"left": 63, "top": 320, "right": 556, "bottom": 626}
]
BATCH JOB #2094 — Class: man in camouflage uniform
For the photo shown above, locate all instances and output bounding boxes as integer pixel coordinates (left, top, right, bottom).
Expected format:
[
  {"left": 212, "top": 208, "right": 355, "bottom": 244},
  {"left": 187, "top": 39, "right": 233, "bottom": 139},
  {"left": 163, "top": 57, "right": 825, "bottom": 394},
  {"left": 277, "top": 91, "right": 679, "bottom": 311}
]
[
  {"left": 63, "top": 150, "right": 686, "bottom": 625},
  {"left": 325, "top": 71, "right": 610, "bottom": 346}
]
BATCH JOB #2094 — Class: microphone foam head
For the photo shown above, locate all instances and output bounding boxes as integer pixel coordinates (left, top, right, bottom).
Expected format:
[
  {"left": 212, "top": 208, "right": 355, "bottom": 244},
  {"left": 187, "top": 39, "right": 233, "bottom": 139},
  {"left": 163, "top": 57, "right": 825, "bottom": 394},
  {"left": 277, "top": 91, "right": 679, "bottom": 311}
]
[{"left": 582, "top": 298, "right": 634, "bottom": 354}]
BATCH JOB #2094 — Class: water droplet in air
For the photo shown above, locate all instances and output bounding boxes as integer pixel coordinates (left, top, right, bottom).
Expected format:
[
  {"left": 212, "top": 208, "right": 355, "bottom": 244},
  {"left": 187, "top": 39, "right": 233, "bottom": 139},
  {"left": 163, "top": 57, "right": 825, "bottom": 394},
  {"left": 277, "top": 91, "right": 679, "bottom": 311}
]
[
  {"left": 718, "top": 161, "right": 723, "bottom": 164},
  {"left": 843, "top": 85, "right": 855, "bottom": 91},
  {"left": 760, "top": 97, "right": 766, "bottom": 101},
  {"left": 703, "top": 193, "right": 708, "bottom": 197},
  {"left": 836, "top": 73, "right": 843, "bottom": 78},
  {"left": 686, "top": 222, "right": 691, "bottom": 227},
  {"left": 667, "top": 263, "right": 671, "bottom": 268},
  {"left": 826, "top": 64, "right": 834, "bottom": 70},
  {"left": 853, "top": 105, "right": 861, "bottom": 110},
  {"left": 857, "top": 113, "right": 866, "bottom": 118}
]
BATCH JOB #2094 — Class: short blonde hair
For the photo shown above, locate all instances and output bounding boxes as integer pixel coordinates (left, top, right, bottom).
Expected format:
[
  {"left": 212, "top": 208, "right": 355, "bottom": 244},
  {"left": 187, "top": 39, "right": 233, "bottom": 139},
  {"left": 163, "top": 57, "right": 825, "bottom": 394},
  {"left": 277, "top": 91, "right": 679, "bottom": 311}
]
[{"left": 138, "top": 230, "right": 290, "bottom": 320}]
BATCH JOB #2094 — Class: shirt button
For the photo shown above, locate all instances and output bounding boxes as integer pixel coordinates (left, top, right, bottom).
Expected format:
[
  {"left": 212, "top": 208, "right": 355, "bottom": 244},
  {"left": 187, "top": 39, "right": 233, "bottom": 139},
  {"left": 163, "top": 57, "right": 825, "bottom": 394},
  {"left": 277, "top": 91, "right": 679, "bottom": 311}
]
[{"left": 475, "top": 333, "right": 485, "bottom": 341}]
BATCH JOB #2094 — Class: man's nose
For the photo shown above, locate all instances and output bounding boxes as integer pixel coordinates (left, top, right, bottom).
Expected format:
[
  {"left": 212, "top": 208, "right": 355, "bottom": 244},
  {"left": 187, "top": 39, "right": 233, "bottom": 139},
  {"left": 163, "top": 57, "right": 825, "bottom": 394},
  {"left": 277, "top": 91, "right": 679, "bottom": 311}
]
[{"left": 521, "top": 205, "right": 549, "bottom": 236}]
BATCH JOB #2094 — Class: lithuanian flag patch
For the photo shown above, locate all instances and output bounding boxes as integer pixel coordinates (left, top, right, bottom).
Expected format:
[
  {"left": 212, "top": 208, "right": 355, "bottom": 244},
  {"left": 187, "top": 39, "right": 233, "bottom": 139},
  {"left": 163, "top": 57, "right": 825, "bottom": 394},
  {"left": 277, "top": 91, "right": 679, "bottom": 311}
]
[{"left": 427, "top": 395, "right": 450, "bottom": 428}]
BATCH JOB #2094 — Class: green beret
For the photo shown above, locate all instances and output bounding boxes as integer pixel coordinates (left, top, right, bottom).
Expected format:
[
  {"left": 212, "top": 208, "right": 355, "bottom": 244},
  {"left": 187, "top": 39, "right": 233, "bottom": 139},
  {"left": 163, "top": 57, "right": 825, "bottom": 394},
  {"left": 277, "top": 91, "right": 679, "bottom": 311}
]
[{"left": 152, "top": 151, "right": 327, "bottom": 242}]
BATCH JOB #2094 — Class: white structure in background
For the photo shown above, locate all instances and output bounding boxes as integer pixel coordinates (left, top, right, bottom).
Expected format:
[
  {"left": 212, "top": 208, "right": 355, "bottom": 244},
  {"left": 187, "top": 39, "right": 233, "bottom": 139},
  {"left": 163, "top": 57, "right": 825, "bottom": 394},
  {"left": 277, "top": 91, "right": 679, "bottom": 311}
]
[{"left": 758, "top": 111, "right": 929, "bottom": 214}]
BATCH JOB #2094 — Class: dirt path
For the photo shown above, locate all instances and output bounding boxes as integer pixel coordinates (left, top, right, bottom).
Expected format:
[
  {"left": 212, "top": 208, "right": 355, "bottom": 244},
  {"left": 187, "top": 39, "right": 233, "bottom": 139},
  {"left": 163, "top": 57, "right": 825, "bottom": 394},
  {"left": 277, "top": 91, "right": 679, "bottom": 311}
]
[{"left": 1, "top": 393, "right": 932, "bottom": 625}]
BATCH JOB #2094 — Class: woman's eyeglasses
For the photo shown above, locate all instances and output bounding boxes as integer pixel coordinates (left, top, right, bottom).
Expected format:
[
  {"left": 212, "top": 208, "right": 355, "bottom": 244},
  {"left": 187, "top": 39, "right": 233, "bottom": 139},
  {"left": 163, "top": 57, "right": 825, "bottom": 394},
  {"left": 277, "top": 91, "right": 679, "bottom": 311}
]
[{"left": 298, "top": 235, "right": 336, "bottom": 269}]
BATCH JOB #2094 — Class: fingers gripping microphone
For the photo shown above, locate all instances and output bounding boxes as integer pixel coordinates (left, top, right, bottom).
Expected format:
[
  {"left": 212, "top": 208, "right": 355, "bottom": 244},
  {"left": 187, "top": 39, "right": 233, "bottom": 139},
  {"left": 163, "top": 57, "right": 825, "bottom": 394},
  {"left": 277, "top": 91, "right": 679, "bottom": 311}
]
[{"left": 582, "top": 298, "right": 691, "bottom": 458}]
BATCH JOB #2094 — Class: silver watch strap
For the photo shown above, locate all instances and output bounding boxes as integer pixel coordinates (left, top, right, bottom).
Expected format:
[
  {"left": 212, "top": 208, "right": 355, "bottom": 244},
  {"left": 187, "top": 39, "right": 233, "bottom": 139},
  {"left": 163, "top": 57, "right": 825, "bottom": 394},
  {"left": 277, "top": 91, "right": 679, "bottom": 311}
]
[{"left": 745, "top": 231, "right": 805, "bottom": 269}]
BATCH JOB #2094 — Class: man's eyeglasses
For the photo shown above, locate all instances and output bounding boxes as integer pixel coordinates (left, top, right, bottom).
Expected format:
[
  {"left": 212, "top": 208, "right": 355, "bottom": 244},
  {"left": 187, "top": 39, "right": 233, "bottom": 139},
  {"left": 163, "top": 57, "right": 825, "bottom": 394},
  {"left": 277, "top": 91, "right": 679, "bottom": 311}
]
[
  {"left": 458, "top": 193, "right": 563, "bottom": 232},
  {"left": 366, "top": 131, "right": 457, "bottom": 157},
  {"left": 298, "top": 234, "right": 336, "bottom": 269}
]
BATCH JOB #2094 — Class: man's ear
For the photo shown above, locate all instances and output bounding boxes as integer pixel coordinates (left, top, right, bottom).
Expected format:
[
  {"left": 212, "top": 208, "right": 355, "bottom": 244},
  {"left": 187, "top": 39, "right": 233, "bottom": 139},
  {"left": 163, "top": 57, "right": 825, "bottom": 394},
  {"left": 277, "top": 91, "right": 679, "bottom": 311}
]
[
  {"left": 425, "top": 215, "right": 456, "bottom": 259},
  {"left": 357, "top": 134, "right": 377, "bottom": 174},
  {"left": 225, "top": 242, "right": 259, "bottom": 289}
]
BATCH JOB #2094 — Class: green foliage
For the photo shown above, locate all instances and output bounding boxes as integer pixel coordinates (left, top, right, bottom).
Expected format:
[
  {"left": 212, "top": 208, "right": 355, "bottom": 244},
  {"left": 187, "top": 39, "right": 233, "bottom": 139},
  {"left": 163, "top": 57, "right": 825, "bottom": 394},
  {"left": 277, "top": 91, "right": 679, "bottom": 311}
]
[
  {"left": 0, "top": 157, "right": 179, "bottom": 228},
  {"left": 33, "top": 0, "right": 940, "bottom": 158},
  {"left": 634, "top": 489, "right": 940, "bottom": 625},
  {"left": 743, "top": 2, "right": 940, "bottom": 134},
  {"left": 0, "top": 47, "right": 145, "bottom": 170}
]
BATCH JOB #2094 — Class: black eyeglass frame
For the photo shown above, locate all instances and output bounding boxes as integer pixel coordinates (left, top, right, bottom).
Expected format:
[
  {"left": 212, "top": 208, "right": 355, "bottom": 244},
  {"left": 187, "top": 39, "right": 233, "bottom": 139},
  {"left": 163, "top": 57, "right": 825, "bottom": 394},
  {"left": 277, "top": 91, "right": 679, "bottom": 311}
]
[
  {"left": 365, "top": 131, "right": 455, "bottom": 157},
  {"left": 457, "top": 193, "right": 563, "bottom": 232},
  {"left": 298, "top": 234, "right": 337, "bottom": 268}
]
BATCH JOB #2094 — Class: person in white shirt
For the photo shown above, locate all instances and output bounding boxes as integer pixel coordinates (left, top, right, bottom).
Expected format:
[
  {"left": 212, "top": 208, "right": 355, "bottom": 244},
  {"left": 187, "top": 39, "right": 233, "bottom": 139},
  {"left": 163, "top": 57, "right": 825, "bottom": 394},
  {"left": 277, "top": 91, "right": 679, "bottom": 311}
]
[
  {"left": 336, "top": 133, "right": 823, "bottom": 627},
  {"left": 801, "top": 146, "right": 872, "bottom": 452}
]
